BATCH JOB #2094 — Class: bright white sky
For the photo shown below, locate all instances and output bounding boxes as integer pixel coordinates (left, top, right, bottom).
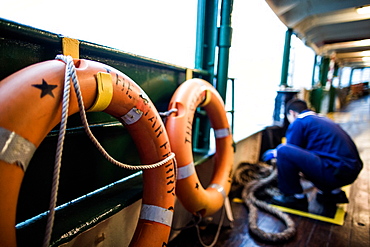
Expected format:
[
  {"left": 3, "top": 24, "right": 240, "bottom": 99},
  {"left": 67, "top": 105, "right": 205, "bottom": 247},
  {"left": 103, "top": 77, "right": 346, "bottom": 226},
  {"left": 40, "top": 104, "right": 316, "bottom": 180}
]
[
  {"left": 1, "top": 0, "right": 315, "bottom": 140},
  {"left": 1, "top": 0, "right": 198, "bottom": 67}
]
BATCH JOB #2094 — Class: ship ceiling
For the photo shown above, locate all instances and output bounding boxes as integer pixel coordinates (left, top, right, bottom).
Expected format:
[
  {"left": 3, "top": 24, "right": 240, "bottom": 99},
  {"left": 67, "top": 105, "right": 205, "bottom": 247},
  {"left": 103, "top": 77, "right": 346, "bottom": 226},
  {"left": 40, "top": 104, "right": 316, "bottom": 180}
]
[{"left": 265, "top": 0, "right": 370, "bottom": 68}]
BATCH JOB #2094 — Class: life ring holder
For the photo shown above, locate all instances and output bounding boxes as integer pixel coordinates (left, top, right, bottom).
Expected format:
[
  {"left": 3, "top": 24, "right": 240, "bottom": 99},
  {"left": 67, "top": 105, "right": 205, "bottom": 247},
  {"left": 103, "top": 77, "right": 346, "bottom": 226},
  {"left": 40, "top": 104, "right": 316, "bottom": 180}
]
[
  {"left": 165, "top": 78, "right": 234, "bottom": 217},
  {"left": 0, "top": 56, "right": 176, "bottom": 247}
]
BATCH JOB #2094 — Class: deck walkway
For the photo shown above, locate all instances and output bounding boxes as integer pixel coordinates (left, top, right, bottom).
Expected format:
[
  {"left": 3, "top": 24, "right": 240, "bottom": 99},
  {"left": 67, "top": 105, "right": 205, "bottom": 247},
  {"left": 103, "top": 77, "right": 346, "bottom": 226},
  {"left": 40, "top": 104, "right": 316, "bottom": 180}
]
[{"left": 169, "top": 96, "right": 370, "bottom": 247}]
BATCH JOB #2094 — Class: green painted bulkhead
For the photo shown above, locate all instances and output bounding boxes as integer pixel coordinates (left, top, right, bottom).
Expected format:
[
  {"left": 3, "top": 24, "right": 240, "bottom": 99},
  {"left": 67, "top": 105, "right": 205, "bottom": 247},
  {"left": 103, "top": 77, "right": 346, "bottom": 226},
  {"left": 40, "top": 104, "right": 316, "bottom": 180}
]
[{"left": 0, "top": 18, "right": 212, "bottom": 246}]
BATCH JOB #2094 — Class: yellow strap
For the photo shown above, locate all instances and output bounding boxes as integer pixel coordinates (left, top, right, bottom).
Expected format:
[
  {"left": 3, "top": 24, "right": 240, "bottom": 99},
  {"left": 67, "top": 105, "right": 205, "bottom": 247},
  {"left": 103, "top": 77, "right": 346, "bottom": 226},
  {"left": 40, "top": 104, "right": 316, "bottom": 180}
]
[
  {"left": 88, "top": 72, "right": 113, "bottom": 112},
  {"left": 186, "top": 68, "right": 193, "bottom": 80},
  {"left": 62, "top": 37, "right": 79, "bottom": 59},
  {"left": 199, "top": 89, "right": 211, "bottom": 107}
]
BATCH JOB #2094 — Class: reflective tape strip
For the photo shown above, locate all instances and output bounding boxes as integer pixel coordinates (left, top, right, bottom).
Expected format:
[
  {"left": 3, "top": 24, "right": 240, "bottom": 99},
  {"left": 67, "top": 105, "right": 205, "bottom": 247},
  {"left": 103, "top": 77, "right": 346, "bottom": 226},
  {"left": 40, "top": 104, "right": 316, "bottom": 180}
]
[
  {"left": 121, "top": 108, "right": 143, "bottom": 125},
  {"left": 208, "top": 183, "right": 226, "bottom": 198},
  {"left": 88, "top": 72, "right": 113, "bottom": 112},
  {"left": 139, "top": 204, "right": 173, "bottom": 227},
  {"left": 214, "top": 128, "right": 230, "bottom": 139},
  {"left": 177, "top": 162, "right": 195, "bottom": 180},
  {"left": 0, "top": 127, "right": 36, "bottom": 171}
]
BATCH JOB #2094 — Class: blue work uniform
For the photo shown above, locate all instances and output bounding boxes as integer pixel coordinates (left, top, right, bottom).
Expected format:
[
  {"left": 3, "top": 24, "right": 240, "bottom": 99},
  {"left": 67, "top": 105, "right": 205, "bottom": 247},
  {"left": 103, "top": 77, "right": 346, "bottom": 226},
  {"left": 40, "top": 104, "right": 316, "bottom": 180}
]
[{"left": 276, "top": 110, "right": 363, "bottom": 195}]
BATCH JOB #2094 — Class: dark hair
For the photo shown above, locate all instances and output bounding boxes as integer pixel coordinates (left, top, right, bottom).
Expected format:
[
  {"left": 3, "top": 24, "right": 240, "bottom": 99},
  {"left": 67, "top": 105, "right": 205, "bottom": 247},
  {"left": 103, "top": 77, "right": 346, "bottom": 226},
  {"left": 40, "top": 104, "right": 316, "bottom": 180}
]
[{"left": 286, "top": 99, "right": 308, "bottom": 114}]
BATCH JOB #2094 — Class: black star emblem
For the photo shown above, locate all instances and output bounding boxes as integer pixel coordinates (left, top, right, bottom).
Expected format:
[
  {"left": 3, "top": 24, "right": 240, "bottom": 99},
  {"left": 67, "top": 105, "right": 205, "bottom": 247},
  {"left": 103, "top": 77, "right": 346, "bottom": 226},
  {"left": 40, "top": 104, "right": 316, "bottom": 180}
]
[{"left": 32, "top": 79, "right": 58, "bottom": 98}]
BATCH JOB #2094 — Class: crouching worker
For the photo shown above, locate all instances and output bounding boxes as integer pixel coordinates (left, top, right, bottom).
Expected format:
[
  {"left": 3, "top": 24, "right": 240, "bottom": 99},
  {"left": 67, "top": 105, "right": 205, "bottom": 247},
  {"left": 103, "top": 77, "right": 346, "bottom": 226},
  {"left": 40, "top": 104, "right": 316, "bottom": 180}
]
[{"left": 263, "top": 99, "right": 363, "bottom": 211}]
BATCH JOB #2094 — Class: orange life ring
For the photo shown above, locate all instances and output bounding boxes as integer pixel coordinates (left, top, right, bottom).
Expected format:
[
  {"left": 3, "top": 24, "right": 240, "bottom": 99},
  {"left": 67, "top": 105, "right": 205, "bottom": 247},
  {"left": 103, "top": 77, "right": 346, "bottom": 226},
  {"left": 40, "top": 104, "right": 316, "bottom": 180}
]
[
  {"left": 165, "top": 78, "right": 234, "bottom": 217},
  {"left": 0, "top": 57, "right": 176, "bottom": 247}
]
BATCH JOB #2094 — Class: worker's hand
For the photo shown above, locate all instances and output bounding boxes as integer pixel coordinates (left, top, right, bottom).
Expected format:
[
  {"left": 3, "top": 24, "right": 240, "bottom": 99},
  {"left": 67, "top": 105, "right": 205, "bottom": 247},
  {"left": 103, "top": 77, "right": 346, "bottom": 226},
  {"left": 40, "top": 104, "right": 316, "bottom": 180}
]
[{"left": 262, "top": 149, "right": 277, "bottom": 162}]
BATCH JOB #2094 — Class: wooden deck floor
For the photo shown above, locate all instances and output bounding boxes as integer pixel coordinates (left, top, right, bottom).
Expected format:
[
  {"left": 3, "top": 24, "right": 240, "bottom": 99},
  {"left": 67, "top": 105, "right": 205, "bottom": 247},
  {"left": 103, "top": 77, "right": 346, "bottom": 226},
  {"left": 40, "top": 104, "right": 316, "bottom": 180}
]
[{"left": 169, "top": 96, "right": 370, "bottom": 247}]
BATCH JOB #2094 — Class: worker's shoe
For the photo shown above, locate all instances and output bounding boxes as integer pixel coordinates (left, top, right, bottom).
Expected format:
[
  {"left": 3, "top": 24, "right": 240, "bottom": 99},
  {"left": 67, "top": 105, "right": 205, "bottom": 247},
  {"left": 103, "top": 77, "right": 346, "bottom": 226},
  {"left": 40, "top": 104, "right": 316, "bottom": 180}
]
[
  {"left": 316, "top": 190, "right": 349, "bottom": 204},
  {"left": 270, "top": 194, "right": 308, "bottom": 212}
]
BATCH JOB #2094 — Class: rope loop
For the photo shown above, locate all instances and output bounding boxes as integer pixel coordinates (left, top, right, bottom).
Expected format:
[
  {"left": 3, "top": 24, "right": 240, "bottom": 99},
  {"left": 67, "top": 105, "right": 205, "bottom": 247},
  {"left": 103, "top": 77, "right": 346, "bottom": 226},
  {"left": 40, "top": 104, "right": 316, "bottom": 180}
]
[
  {"left": 172, "top": 206, "right": 226, "bottom": 247},
  {"left": 195, "top": 204, "right": 225, "bottom": 247},
  {"left": 235, "top": 162, "right": 296, "bottom": 243},
  {"left": 171, "top": 212, "right": 202, "bottom": 231}
]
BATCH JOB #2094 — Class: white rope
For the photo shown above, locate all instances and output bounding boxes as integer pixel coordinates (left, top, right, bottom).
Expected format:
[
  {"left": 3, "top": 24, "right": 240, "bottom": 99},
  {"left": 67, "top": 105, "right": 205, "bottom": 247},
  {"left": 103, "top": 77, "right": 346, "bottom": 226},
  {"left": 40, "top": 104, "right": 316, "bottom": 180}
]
[
  {"left": 195, "top": 204, "right": 226, "bottom": 247},
  {"left": 159, "top": 108, "right": 178, "bottom": 117},
  {"left": 43, "top": 55, "right": 73, "bottom": 247},
  {"left": 42, "top": 55, "right": 175, "bottom": 246}
]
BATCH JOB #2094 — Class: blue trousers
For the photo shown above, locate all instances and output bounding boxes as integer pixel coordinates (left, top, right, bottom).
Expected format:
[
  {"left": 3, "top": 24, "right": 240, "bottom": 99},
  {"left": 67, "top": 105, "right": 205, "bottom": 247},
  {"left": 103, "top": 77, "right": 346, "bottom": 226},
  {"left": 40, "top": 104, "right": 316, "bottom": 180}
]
[{"left": 276, "top": 144, "right": 346, "bottom": 195}]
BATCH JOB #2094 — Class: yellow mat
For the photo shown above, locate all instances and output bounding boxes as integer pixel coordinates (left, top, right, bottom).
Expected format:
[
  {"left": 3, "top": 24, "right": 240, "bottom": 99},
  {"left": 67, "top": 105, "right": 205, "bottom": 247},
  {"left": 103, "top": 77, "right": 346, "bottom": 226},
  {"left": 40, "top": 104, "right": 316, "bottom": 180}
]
[
  {"left": 270, "top": 202, "right": 347, "bottom": 225},
  {"left": 233, "top": 185, "right": 350, "bottom": 225}
]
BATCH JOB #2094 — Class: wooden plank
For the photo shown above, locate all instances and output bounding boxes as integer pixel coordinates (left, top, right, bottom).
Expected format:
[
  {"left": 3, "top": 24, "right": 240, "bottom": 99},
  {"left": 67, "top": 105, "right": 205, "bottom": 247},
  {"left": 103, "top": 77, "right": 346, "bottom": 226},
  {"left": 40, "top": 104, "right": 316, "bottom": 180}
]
[
  {"left": 287, "top": 216, "right": 316, "bottom": 247},
  {"left": 349, "top": 166, "right": 370, "bottom": 246},
  {"left": 348, "top": 117, "right": 370, "bottom": 247},
  {"left": 305, "top": 221, "right": 333, "bottom": 246}
]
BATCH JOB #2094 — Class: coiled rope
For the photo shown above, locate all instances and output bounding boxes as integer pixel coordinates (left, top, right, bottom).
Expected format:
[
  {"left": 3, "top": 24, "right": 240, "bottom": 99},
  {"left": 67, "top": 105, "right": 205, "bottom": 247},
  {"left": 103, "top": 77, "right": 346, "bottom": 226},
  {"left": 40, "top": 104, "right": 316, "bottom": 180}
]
[
  {"left": 43, "top": 55, "right": 175, "bottom": 247},
  {"left": 235, "top": 162, "right": 296, "bottom": 243}
]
